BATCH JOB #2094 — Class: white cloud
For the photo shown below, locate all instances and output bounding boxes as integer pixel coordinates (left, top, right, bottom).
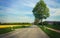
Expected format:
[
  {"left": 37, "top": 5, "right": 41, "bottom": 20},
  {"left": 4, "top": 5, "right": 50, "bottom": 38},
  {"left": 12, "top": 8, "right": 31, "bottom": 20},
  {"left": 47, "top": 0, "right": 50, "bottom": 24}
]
[
  {"left": 23, "top": 0, "right": 38, "bottom": 8},
  {"left": 53, "top": 8, "right": 60, "bottom": 16},
  {"left": 49, "top": 7, "right": 60, "bottom": 16},
  {"left": 0, "top": 15, "right": 34, "bottom": 23},
  {"left": 44, "top": 0, "right": 57, "bottom": 7},
  {"left": 5, "top": 8, "right": 33, "bottom": 15},
  {"left": 45, "top": 0, "right": 60, "bottom": 9},
  {"left": 46, "top": 7, "right": 60, "bottom": 21},
  {"left": 1, "top": 0, "right": 35, "bottom": 15},
  {"left": 23, "top": 2, "right": 35, "bottom": 8},
  {"left": 49, "top": 7, "right": 56, "bottom": 16}
]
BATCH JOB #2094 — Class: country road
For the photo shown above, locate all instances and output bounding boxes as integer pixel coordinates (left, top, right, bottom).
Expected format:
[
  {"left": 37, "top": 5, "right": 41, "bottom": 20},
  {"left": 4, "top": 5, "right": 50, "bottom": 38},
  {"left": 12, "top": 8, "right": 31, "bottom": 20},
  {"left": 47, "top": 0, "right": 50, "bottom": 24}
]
[{"left": 0, "top": 25, "right": 49, "bottom": 38}]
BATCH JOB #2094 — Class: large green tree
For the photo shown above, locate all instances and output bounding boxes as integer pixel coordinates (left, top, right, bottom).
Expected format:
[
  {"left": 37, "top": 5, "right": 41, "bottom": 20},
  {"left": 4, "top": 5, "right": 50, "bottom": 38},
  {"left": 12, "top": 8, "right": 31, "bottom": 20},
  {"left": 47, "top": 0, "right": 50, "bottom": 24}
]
[{"left": 32, "top": 0, "right": 49, "bottom": 25}]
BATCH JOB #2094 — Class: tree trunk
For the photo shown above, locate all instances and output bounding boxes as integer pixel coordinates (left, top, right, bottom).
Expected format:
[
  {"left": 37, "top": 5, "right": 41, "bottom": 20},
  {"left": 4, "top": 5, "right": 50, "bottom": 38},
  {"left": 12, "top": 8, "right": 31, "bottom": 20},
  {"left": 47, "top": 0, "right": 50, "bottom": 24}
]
[
  {"left": 41, "top": 19, "right": 43, "bottom": 26},
  {"left": 34, "top": 18, "right": 39, "bottom": 25}
]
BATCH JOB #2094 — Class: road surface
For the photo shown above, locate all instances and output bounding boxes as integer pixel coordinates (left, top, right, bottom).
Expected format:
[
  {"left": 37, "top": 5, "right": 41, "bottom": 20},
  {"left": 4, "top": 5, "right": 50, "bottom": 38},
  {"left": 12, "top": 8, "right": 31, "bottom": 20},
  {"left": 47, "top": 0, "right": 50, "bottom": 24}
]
[{"left": 0, "top": 25, "right": 49, "bottom": 38}]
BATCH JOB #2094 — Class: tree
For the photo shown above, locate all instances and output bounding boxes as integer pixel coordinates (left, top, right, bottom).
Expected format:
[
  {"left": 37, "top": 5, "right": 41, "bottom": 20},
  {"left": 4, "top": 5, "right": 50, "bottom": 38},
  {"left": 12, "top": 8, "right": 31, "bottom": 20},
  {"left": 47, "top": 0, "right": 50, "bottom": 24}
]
[{"left": 32, "top": 0, "right": 49, "bottom": 25}]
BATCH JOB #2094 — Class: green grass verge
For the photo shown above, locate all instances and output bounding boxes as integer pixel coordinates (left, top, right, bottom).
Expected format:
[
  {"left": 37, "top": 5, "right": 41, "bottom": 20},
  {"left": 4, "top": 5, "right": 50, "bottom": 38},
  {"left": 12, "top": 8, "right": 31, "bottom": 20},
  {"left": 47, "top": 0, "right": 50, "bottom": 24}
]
[
  {"left": 13, "top": 25, "right": 30, "bottom": 29},
  {"left": 0, "top": 27, "right": 13, "bottom": 34},
  {"left": 45, "top": 25, "right": 60, "bottom": 30},
  {"left": 38, "top": 25, "right": 60, "bottom": 38}
]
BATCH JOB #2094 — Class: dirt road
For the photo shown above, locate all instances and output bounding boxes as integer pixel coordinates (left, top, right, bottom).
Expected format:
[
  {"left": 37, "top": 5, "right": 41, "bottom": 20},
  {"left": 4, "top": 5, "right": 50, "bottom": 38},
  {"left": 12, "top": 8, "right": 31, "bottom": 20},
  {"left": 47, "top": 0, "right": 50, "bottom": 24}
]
[{"left": 0, "top": 25, "right": 49, "bottom": 38}]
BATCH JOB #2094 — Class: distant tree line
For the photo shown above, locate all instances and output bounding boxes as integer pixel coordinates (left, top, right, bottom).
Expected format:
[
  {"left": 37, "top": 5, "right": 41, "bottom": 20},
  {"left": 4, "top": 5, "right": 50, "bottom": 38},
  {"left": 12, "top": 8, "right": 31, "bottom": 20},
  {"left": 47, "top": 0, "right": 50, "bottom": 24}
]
[
  {"left": 52, "top": 22, "right": 60, "bottom": 25},
  {"left": 38, "top": 21, "right": 60, "bottom": 25},
  {"left": 0, "top": 23, "right": 32, "bottom": 25}
]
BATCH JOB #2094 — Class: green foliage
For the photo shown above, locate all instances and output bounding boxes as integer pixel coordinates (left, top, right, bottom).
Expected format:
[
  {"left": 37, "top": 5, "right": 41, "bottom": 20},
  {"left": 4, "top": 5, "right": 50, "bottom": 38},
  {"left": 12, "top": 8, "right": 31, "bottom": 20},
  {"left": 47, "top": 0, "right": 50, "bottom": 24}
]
[
  {"left": 0, "top": 23, "right": 31, "bottom": 25},
  {"left": 32, "top": 0, "right": 50, "bottom": 24},
  {"left": 0, "top": 28, "right": 12, "bottom": 34},
  {"left": 39, "top": 26, "right": 60, "bottom": 38},
  {"left": 45, "top": 25, "right": 60, "bottom": 30},
  {"left": 38, "top": 21, "right": 48, "bottom": 25}
]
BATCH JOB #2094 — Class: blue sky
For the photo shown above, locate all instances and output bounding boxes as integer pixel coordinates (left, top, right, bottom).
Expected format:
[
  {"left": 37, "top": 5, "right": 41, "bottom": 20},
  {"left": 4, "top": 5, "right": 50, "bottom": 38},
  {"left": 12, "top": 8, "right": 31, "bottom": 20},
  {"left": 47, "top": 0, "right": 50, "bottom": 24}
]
[{"left": 0, "top": 0, "right": 60, "bottom": 23}]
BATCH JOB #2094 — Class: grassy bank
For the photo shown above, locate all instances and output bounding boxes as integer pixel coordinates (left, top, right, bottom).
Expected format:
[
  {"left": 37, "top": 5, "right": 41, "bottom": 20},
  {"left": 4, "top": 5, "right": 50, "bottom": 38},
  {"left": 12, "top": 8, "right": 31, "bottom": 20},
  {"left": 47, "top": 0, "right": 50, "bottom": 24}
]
[
  {"left": 0, "top": 27, "right": 12, "bottom": 34},
  {"left": 38, "top": 25, "right": 60, "bottom": 38},
  {"left": 45, "top": 25, "right": 60, "bottom": 30}
]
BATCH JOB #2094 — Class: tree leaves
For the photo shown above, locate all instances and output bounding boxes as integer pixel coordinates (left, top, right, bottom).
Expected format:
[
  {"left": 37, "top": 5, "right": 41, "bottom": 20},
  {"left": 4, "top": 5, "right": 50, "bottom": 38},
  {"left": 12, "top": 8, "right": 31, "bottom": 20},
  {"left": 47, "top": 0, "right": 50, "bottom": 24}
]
[{"left": 32, "top": 0, "right": 50, "bottom": 24}]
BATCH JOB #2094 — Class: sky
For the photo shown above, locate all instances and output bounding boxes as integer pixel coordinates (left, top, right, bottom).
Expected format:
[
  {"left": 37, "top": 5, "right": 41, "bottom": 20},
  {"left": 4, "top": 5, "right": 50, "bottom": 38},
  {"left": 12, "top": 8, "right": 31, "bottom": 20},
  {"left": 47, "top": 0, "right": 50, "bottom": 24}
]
[{"left": 0, "top": 0, "right": 60, "bottom": 23}]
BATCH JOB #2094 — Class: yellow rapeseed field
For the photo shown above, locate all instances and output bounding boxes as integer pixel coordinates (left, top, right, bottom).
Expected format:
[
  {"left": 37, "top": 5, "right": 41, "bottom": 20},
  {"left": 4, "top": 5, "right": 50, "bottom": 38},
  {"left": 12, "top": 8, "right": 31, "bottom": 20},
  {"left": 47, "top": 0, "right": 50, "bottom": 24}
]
[
  {"left": 0, "top": 25, "right": 22, "bottom": 28},
  {"left": 0, "top": 25, "right": 31, "bottom": 28}
]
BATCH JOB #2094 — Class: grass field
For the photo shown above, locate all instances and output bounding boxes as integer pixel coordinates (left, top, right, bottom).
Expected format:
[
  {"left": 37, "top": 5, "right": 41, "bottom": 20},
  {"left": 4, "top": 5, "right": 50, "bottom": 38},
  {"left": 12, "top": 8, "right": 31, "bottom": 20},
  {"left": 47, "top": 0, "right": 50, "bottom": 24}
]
[
  {"left": 45, "top": 25, "right": 60, "bottom": 30},
  {"left": 0, "top": 25, "right": 31, "bottom": 34},
  {"left": 38, "top": 25, "right": 60, "bottom": 38}
]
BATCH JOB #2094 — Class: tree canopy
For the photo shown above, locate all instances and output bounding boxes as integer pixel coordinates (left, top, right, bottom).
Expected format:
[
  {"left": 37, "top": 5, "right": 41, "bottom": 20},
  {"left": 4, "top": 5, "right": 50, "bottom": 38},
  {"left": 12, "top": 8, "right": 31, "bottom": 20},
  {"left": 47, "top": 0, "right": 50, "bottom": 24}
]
[{"left": 32, "top": 0, "right": 50, "bottom": 25}]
